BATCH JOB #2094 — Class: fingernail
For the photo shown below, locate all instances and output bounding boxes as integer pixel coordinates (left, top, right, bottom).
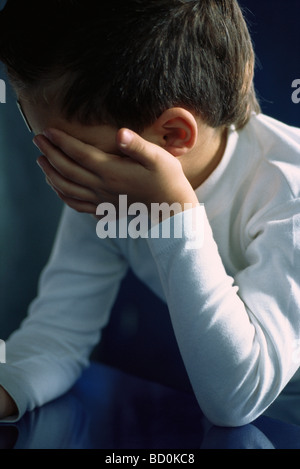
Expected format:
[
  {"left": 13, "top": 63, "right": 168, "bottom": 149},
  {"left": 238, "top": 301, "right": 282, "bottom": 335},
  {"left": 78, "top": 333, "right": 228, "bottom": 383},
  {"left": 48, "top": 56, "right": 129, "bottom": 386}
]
[
  {"left": 33, "top": 136, "right": 43, "bottom": 150},
  {"left": 36, "top": 158, "right": 44, "bottom": 170},
  {"left": 119, "top": 129, "right": 133, "bottom": 147}
]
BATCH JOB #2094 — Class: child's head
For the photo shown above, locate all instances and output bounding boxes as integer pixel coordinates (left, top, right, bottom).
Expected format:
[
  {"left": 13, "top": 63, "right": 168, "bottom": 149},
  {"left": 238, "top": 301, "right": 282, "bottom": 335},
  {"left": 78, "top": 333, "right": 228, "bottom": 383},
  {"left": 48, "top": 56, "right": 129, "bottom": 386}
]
[{"left": 0, "top": 0, "right": 260, "bottom": 133}]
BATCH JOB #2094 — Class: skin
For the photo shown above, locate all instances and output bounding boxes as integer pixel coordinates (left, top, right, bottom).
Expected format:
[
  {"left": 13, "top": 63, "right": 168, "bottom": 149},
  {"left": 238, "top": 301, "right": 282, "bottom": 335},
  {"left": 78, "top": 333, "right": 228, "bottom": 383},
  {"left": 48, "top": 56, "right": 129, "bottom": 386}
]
[
  {"left": 0, "top": 388, "right": 17, "bottom": 420},
  {"left": 19, "top": 98, "right": 228, "bottom": 216},
  {"left": 0, "top": 98, "right": 227, "bottom": 419}
]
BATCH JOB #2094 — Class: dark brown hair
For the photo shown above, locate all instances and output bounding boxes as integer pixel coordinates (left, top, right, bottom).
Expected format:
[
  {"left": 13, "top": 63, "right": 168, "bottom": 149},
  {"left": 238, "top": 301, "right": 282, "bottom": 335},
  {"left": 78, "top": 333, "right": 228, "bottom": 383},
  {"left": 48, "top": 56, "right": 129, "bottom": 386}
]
[{"left": 0, "top": 0, "right": 260, "bottom": 131}]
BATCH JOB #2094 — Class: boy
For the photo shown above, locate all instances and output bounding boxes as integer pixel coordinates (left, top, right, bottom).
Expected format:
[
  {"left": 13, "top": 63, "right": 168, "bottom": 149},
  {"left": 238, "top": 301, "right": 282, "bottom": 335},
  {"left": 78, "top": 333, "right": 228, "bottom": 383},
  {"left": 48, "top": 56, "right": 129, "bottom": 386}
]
[{"left": 0, "top": 0, "right": 299, "bottom": 428}]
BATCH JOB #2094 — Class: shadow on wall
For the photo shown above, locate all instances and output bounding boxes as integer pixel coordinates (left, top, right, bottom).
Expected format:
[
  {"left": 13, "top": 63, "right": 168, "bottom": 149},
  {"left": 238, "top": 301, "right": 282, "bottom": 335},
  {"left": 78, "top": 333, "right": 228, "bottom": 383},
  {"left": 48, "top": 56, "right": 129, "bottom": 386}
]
[{"left": 0, "top": 0, "right": 299, "bottom": 382}]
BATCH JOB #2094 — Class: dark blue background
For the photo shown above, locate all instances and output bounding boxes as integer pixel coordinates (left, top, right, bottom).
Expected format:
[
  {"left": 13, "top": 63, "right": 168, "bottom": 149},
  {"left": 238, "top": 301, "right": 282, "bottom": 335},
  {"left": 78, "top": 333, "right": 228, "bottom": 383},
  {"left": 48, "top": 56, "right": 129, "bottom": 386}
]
[{"left": 239, "top": 0, "right": 299, "bottom": 126}]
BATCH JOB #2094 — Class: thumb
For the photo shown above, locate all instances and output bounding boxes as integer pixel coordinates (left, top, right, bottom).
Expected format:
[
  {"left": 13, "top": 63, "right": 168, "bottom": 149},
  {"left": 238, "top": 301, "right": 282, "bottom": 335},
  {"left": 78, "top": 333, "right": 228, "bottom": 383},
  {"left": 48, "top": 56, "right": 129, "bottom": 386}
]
[{"left": 117, "top": 128, "right": 161, "bottom": 168}]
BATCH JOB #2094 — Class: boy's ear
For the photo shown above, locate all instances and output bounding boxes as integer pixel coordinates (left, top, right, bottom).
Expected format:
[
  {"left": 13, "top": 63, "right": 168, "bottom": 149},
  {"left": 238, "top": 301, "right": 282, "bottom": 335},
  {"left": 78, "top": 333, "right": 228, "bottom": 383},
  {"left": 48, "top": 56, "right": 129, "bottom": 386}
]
[{"left": 153, "top": 108, "right": 198, "bottom": 157}]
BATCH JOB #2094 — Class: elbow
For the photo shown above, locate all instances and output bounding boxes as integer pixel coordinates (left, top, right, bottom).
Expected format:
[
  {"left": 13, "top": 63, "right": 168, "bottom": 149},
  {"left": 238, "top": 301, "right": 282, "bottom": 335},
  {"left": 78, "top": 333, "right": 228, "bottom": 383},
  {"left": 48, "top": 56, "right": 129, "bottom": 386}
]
[
  {"left": 205, "top": 409, "right": 258, "bottom": 428},
  {"left": 200, "top": 395, "right": 268, "bottom": 428},
  {"left": 196, "top": 369, "right": 280, "bottom": 428}
]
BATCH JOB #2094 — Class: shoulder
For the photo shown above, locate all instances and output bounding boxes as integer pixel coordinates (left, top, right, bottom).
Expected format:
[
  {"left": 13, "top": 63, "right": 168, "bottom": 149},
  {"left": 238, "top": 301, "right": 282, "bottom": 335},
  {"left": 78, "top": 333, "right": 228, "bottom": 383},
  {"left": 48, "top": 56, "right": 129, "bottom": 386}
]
[
  {"left": 242, "top": 114, "right": 300, "bottom": 200},
  {"left": 251, "top": 113, "right": 300, "bottom": 141}
]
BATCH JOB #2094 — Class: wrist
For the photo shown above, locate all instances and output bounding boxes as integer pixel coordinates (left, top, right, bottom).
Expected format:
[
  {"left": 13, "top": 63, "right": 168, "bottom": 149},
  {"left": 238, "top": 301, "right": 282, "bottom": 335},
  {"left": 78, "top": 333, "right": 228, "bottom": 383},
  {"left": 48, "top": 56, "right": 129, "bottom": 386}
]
[{"left": 150, "top": 186, "right": 199, "bottom": 225}]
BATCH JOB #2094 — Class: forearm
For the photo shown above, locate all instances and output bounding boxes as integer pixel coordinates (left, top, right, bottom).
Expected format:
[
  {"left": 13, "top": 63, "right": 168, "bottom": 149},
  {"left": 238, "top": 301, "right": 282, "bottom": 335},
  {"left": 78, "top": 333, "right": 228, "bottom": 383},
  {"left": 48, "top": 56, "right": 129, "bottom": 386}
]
[
  {"left": 0, "top": 207, "right": 127, "bottom": 421},
  {"left": 147, "top": 207, "right": 296, "bottom": 427}
]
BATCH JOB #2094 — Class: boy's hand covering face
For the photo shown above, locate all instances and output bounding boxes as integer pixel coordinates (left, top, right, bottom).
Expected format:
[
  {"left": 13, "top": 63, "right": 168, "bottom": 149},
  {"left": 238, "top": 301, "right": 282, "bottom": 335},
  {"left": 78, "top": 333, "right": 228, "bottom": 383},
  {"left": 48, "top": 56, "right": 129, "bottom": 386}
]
[{"left": 33, "top": 128, "right": 199, "bottom": 217}]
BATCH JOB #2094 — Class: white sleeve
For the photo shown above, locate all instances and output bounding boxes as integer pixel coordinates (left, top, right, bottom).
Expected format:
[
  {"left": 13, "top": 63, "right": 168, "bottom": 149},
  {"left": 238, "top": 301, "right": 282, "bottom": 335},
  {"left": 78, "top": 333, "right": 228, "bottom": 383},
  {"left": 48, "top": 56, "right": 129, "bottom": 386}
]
[
  {"left": 0, "top": 206, "right": 128, "bottom": 421},
  {"left": 147, "top": 202, "right": 300, "bottom": 427}
]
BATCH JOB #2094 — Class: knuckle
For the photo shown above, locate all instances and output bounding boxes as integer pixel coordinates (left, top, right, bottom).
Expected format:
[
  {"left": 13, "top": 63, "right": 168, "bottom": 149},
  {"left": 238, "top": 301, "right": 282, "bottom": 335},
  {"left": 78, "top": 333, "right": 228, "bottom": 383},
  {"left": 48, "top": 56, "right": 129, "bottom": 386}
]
[
  {"left": 75, "top": 205, "right": 86, "bottom": 213},
  {"left": 73, "top": 147, "right": 87, "bottom": 161},
  {"left": 135, "top": 139, "right": 145, "bottom": 154}
]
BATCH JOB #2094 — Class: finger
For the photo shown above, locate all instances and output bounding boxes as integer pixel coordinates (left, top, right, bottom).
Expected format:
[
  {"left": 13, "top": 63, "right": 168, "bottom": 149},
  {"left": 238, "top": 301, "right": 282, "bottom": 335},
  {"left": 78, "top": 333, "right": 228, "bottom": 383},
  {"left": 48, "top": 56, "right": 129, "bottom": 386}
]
[
  {"left": 34, "top": 135, "right": 101, "bottom": 189},
  {"left": 41, "top": 128, "right": 110, "bottom": 172},
  {"left": 54, "top": 190, "right": 98, "bottom": 215},
  {"left": 117, "top": 128, "right": 161, "bottom": 169},
  {"left": 37, "top": 156, "right": 100, "bottom": 204}
]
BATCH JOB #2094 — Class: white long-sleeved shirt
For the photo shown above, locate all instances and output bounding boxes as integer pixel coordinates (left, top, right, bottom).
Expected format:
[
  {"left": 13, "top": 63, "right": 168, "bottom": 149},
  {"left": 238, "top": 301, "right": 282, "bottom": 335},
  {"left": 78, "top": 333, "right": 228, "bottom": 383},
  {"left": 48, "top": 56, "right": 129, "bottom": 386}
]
[{"left": 1, "top": 114, "right": 300, "bottom": 427}]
